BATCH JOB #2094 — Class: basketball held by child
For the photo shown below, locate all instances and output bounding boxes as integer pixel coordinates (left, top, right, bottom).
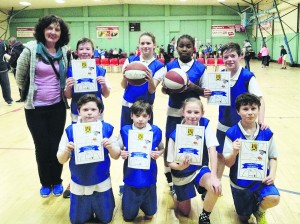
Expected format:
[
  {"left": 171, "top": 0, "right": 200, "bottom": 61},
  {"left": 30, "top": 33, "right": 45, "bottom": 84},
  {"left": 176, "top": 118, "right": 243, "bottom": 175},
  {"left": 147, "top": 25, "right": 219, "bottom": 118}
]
[
  {"left": 124, "top": 61, "right": 148, "bottom": 86},
  {"left": 163, "top": 68, "right": 189, "bottom": 93}
]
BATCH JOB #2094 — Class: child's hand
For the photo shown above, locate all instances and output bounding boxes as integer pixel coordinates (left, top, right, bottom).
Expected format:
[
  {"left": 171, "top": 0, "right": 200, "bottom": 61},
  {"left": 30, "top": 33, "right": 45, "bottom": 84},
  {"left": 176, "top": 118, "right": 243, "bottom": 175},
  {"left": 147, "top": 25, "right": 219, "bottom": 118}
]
[
  {"left": 210, "top": 176, "right": 222, "bottom": 196},
  {"left": 232, "top": 139, "right": 241, "bottom": 155},
  {"left": 262, "top": 175, "right": 275, "bottom": 185},
  {"left": 203, "top": 88, "right": 212, "bottom": 98},
  {"left": 96, "top": 76, "right": 107, "bottom": 87},
  {"left": 120, "top": 147, "right": 129, "bottom": 160},
  {"left": 66, "top": 77, "right": 75, "bottom": 89},
  {"left": 144, "top": 69, "right": 153, "bottom": 82},
  {"left": 150, "top": 147, "right": 162, "bottom": 160},
  {"left": 102, "top": 138, "right": 112, "bottom": 151},
  {"left": 65, "top": 142, "right": 75, "bottom": 154},
  {"left": 259, "top": 121, "right": 269, "bottom": 130},
  {"left": 178, "top": 155, "right": 191, "bottom": 170}
]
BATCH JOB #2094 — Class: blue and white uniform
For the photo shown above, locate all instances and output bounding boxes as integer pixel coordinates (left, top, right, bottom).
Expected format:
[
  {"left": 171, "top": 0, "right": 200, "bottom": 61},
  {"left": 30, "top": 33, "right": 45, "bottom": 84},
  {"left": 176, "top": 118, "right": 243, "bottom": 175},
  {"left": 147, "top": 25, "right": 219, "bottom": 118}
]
[
  {"left": 121, "top": 55, "right": 165, "bottom": 127},
  {"left": 119, "top": 123, "right": 163, "bottom": 220},
  {"left": 167, "top": 118, "right": 219, "bottom": 201},
  {"left": 58, "top": 121, "right": 116, "bottom": 224},
  {"left": 204, "top": 66, "right": 262, "bottom": 153},
  {"left": 67, "top": 65, "right": 110, "bottom": 122},
  {"left": 165, "top": 58, "right": 206, "bottom": 139},
  {"left": 223, "top": 121, "right": 279, "bottom": 217}
]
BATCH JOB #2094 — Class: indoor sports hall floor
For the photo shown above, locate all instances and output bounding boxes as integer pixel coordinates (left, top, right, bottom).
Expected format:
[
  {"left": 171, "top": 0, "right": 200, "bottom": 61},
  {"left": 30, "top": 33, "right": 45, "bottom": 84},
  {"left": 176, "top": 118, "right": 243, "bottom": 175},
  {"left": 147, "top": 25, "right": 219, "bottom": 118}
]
[{"left": 0, "top": 59, "right": 299, "bottom": 224}]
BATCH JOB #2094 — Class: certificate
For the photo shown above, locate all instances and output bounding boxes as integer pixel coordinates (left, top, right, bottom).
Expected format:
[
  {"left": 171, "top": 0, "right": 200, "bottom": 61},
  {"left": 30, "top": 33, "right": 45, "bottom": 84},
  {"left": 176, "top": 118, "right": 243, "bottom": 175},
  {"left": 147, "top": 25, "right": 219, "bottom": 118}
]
[
  {"left": 174, "top": 124, "right": 204, "bottom": 166},
  {"left": 128, "top": 130, "right": 153, "bottom": 170},
  {"left": 73, "top": 122, "right": 104, "bottom": 165},
  {"left": 237, "top": 139, "right": 269, "bottom": 181},
  {"left": 206, "top": 71, "right": 230, "bottom": 106},
  {"left": 72, "top": 59, "right": 98, "bottom": 93}
]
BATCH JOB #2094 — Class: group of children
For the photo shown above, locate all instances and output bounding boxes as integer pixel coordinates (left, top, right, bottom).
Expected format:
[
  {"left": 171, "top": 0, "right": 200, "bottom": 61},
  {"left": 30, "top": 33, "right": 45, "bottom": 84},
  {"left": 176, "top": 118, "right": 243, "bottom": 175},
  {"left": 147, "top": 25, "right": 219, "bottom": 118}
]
[{"left": 56, "top": 32, "right": 280, "bottom": 224}]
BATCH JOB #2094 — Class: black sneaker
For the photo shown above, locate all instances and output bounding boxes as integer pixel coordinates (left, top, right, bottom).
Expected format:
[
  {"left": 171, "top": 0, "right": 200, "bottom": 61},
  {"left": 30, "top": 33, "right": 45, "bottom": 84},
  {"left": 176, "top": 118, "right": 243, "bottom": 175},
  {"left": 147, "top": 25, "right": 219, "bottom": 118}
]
[
  {"left": 63, "top": 184, "right": 70, "bottom": 198},
  {"left": 199, "top": 213, "right": 210, "bottom": 224}
]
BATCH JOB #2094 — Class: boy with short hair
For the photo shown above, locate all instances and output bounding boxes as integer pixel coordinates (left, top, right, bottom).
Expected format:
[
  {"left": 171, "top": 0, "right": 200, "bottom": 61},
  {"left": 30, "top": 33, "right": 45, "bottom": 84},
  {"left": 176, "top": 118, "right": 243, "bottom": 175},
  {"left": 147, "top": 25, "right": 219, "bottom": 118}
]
[
  {"left": 57, "top": 94, "right": 121, "bottom": 224},
  {"left": 119, "top": 100, "right": 164, "bottom": 221},
  {"left": 223, "top": 93, "right": 280, "bottom": 224}
]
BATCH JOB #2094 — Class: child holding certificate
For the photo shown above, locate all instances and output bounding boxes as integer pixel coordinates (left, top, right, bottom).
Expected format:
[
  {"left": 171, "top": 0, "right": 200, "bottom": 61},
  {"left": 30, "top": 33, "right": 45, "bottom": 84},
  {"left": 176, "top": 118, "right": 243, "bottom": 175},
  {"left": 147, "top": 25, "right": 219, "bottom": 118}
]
[
  {"left": 57, "top": 94, "right": 121, "bottom": 224},
  {"left": 167, "top": 98, "right": 221, "bottom": 224},
  {"left": 203, "top": 42, "right": 268, "bottom": 181},
  {"left": 223, "top": 93, "right": 280, "bottom": 224},
  {"left": 64, "top": 37, "right": 110, "bottom": 123},
  {"left": 119, "top": 100, "right": 164, "bottom": 221}
]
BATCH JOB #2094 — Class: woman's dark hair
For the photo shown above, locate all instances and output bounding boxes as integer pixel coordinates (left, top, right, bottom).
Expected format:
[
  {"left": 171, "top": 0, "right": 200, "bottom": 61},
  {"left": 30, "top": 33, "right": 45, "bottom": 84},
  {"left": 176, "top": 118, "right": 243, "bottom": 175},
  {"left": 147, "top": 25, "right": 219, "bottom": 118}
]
[{"left": 34, "top": 14, "right": 70, "bottom": 48}]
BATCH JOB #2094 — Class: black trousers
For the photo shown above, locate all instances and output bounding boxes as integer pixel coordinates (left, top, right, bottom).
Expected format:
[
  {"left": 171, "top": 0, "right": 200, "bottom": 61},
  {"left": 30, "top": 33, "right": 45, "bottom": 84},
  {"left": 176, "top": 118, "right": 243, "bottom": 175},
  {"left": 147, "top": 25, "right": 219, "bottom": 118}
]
[{"left": 25, "top": 101, "right": 66, "bottom": 187}]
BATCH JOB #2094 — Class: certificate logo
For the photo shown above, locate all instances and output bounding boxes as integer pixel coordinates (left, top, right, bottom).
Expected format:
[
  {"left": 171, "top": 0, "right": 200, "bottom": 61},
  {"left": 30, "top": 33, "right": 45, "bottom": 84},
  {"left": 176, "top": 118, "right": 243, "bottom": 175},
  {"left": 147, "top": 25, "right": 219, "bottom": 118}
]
[
  {"left": 251, "top": 143, "right": 258, "bottom": 151},
  {"left": 81, "top": 61, "right": 87, "bottom": 68},
  {"left": 187, "top": 128, "right": 194, "bottom": 136},
  {"left": 85, "top": 125, "right": 91, "bottom": 133},
  {"left": 216, "top": 73, "right": 221, "bottom": 81},
  {"left": 138, "top": 133, "right": 143, "bottom": 140}
]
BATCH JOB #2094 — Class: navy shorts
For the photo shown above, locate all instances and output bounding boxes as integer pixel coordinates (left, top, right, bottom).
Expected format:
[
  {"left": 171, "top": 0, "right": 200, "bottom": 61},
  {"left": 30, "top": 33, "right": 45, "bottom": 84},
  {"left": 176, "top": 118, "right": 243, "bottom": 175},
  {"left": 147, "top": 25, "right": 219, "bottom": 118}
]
[
  {"left": 70, "top": 189, "right": 115, "bottom": 224},
  {"left": 231, "top": 184, "right": 280, "bottom": 217},
  {"left": 173, "top": 166, "right": 210, "bottom": 202},
  {"left": 122, "top": 184, "right": 157, "bottom": 221}
]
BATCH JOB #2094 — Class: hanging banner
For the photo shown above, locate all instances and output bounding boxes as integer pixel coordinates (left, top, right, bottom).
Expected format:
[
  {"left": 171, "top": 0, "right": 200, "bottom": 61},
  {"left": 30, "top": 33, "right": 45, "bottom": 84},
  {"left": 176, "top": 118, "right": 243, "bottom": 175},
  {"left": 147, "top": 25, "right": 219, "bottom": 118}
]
[
  {"left": 96, "top": 26, "right": 119, "bottom": 39},
  {"left": 211, "top": 25, "right": 239, "bottom": 37},
  {"left": 16, "top": 27, "right": 34, "bottom": 38}
]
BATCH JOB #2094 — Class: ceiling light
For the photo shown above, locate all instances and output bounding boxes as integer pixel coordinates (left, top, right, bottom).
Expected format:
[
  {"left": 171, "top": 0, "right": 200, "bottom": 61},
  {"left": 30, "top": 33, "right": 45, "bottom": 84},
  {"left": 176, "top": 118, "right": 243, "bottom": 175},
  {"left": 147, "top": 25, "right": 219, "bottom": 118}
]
[
  {"left": 19, "top": 1, "right": 31, "bottom": 6},
  {"left": 56, "top": 0, "right": 65, "bottom": 3},
  {"left": 218, "top": 0, "right": 226, "bottom": 2}
]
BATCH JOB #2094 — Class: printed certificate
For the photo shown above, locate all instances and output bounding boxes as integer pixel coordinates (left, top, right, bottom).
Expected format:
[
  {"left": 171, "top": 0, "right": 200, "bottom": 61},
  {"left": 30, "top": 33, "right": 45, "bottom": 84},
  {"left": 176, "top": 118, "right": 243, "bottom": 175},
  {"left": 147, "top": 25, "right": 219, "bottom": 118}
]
[
  {"left": 72, "top": 59, "right": 98, "bottom": 93},
  {"left": 206, "top": 71, "right": 230, "bottom": 106},
  {"left": 128, "top": 130, "right": 153, "bottom": 170},
  {"left": 73, "top": 122, "right": 104, "bottom": 165},
  {"left": 237, "top": 139, "right": 269, "bottom": 181},
  {"left": 174, "top": 124, "right": 204, "bottom": 166}
]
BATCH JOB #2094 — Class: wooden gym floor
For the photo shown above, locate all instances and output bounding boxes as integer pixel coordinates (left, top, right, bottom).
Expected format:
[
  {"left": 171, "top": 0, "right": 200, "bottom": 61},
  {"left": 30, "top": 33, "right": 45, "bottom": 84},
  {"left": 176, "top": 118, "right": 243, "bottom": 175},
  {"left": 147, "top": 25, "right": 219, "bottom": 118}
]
[{"left": 0, "top": 59, "right": 300, "bottom": 224}]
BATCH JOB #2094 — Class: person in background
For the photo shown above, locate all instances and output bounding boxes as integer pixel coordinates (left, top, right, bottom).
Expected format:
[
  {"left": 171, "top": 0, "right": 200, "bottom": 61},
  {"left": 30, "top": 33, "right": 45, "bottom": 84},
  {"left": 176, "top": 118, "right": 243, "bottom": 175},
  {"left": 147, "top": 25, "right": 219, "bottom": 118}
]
[
  {"left": 5, "top": 36, "right": 24, "bottom": 102},
  {"left": 280, "top": 45, "right": 287, "bottom": 69},
  {"left": 259, "top": 44, "right": 270, "bottom": 68},
  {"left": 0, "top": 38, "right": 13, "bottom": 105},
  {"left": 94, "top": 46, "right": 100, "bottom": 59},
  {"left": 167, "top": 38, "right": 175, "bottom": 59},
  {"left": 16, "top": 14, "right": 70, "bottom": 197},
  {"left": 243, "top": 39, "right": 252, "bottom": 71}
]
